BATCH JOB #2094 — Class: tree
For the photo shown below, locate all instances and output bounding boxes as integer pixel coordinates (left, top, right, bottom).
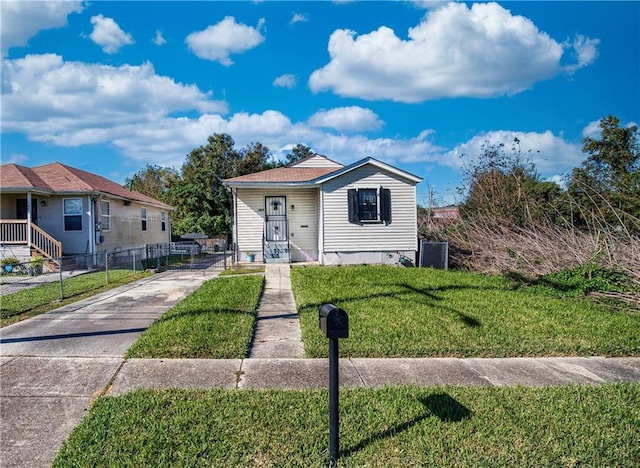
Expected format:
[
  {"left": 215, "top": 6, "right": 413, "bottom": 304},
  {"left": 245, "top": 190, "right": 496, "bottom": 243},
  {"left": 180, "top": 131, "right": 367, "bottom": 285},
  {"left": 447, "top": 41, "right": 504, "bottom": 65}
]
[
  {"left": 168, "top": 134, "right": 240, "bottom": 237},
  {"left": 567, "top": 115, "right": 640, "bottom": 230},
  {"left": 458, "top": 138, "right": 559, "bottom": 226},
  {"left": 167, "top": 135, "right": 278, "bottom": 237},
  {"left": 124, "top": 164, "right": 178, "bottom": 202},
  {"left": 237, "top": 142, "right": 275, "bottom": 175},
  {"left": 284, "top": 144, "right": 313, "bottom": 166}
]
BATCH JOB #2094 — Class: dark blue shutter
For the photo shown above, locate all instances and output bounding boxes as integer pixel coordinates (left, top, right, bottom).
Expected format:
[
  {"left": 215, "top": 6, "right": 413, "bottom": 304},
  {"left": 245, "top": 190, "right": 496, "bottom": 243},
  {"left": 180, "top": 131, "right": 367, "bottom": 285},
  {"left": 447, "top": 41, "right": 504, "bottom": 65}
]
[
  {"left": 380, "top": 187, "right": 391, "bottom": 224},
  {"left": 348, "top": 189, "right": 359, "bottom": 223}
]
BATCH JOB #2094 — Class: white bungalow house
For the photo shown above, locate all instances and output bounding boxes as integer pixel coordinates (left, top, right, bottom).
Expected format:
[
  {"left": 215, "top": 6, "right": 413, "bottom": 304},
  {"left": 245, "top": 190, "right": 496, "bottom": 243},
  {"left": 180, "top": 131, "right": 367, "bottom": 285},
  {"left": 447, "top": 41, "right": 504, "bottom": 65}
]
[
  {"left": 223, "top": 154, "right": 422, "bottom": 265},
  {"left": 0, "top": 162, "right": 173, "bottom": 263}
]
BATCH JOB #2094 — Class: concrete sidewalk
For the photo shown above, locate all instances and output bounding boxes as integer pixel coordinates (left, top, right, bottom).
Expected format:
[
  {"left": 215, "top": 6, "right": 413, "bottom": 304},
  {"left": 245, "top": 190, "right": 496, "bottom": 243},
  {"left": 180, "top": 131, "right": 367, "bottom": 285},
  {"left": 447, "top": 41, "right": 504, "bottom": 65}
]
[
  {"left": 248, "top": 264, "right": 304, "bottom": 358},
  {"left": 107, "top": 356, "right": 640, "bottom": 395},
  {"left": 2, "top": 265, "right": 640, "bottom": 468}
]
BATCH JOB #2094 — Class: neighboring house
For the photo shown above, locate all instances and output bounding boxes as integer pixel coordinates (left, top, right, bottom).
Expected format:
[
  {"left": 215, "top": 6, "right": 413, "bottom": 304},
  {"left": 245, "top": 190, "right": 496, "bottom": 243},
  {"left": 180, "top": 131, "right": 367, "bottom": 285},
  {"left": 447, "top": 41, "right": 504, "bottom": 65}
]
[
  {"left": 0, "top": 162, "right": 173, "bottom": 261},
  {"left": 419, "top": 206, "right": 460, "bottom": 231},
  {"left": 224, "top": 154, "right": 422, "bottom": 265}
]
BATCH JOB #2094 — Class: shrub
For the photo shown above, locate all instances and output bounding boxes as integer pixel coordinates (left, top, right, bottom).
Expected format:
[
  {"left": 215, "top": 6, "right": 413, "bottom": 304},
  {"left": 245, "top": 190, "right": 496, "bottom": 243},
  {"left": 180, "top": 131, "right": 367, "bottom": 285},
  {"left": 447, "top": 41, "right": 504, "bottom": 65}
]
[
  {"left": 1, "top": 256, "right": 20, "bottom": 268},
  {"left": 540, "top": 263, "right": 631, "bottom": 296}
]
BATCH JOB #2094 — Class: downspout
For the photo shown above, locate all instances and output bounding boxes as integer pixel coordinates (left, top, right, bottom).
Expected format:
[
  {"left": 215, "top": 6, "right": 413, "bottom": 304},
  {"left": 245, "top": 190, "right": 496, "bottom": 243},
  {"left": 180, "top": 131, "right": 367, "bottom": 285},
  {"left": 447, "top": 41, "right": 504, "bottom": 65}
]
[
  {"left": 88, "top": 195, "right": 95, "bottom": 255},
  {"left": 232, "top": 187, "right": 238, "bottom": 260},
  {"left": 318, "top": 186, "right": 324, "bottom": 265}
]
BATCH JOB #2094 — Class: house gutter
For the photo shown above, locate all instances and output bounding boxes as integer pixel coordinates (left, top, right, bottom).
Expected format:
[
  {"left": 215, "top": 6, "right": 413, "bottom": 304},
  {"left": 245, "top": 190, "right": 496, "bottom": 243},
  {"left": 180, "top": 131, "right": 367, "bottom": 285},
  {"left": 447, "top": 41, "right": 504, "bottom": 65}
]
[{"left": 88, "top": 195, "right": 95, "bottom": 255}]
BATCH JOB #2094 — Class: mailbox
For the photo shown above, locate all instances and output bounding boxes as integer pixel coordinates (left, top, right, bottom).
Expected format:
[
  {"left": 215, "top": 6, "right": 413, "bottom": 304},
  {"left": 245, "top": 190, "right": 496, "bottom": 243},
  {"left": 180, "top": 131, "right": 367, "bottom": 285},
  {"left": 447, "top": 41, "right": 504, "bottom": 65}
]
[{"left": 319, "top": 303, "right": 349, "bottom": 339}]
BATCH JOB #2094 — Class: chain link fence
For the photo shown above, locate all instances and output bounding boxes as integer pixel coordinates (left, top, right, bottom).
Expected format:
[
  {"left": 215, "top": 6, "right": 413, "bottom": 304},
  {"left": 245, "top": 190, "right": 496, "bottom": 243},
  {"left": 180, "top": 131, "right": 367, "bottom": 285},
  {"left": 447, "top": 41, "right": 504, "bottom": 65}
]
[{"left": 0, "top": 242, "right": 233, "bottom": 298}]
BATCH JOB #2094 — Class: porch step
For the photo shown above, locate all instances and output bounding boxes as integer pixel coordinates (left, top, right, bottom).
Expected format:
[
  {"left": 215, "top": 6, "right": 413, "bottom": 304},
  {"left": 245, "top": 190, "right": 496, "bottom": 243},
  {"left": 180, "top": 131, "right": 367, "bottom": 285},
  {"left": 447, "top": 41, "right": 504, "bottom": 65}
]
[{"left": 264, "top": 241, "right": 290, "bottom": 263}]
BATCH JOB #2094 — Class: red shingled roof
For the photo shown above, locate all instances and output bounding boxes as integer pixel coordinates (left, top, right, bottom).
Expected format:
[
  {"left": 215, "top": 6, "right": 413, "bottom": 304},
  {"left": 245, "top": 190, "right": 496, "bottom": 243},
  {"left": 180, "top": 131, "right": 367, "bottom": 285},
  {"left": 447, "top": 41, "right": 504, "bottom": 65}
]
[
  {"left": 225, "top": 166, "right": 337, "bottom": 183},
  {"left": 1, "top": 162, "right": 172, "bottom": 209}
]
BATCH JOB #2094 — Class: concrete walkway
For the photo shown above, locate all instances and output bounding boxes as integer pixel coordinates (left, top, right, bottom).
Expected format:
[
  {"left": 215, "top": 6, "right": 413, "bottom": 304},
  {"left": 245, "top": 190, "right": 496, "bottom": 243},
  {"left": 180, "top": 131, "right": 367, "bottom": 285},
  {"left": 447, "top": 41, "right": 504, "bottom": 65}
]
[
  {"left": 1, "top": 269, "right": 219, "bottom": 468},
  {"left": 1, "top": 265, "right": 640, "bottom": 468},
  {"left": 248, "top": 264, "right": 304, "bottom": 358}
]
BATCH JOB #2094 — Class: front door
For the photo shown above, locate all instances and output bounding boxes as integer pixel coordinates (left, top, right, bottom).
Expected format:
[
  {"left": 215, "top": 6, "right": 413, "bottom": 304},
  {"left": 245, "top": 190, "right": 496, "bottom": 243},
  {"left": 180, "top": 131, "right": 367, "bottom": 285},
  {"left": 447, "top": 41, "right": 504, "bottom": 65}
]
[
  {"left": 16, "top": 199, "right": 38, "bottom": 226},
  {"left": 265, "top": 196, "right": 287, "bottom": 241}
]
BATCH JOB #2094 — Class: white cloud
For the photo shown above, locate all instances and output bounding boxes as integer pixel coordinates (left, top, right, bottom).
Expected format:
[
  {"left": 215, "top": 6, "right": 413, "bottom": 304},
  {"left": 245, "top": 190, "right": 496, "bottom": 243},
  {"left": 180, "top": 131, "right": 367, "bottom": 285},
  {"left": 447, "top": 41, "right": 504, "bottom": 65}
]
[
  {"left": 273, "top": 74, "right": 297, "bottom": 89},
  {"left": 290, "top": 13, "right": 308, "bottom": 25},
  {"left": 1, "top": 54, "right": 227, "bottom": 150},
  {"left": 7, "top": 153, "right": 29, "bottom": 165},
  {"left": 409, "top": 0, "right": 452, "bottom": 10},
  {"left": 567, "top": 35, "right": 600, "bottom": 71},
  {"left": 153, "top": 30, "right": 166, "bottom": 46},
  {"left": 441, "top": 130, "right": 585, "bottom": 176},
  {"left": 90, "top": 14, "right": 134, "bottom": 54},
  {"left": 0, "top": 54, "right": 443, "bottom": 169},
  {"left": 2, "top": 54, "right": 586, "bottom": 182},
  {"left": 185, "top": 16, "right": 265, "bottom": 66},
  {"left": 548, "top": 174, "right": 567, "bottom": 189},
  {"left": 309, "top": 2, "right": 598, "bottom": 102},
  {"left": 581, "top": 120, "right": 602, "bottom": 139},
  {"left": 1, "top": 1, "right": 83, "bottom": 57},
  {"left": 308, "top": 106, "right": 383, "bottom": 132}
]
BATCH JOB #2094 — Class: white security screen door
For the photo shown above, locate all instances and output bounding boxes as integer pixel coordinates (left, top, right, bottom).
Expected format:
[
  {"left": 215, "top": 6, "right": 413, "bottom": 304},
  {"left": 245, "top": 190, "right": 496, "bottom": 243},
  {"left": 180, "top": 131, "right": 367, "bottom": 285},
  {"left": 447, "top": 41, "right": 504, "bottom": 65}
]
[{"left": 265, "top": 196, "right": 287, "bottom": 241}]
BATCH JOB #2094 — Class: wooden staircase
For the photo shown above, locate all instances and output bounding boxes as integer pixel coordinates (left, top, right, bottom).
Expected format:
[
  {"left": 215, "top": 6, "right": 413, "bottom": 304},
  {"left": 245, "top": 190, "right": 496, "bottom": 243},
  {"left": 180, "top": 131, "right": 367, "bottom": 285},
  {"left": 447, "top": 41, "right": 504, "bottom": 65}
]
[{"left": 0, "top": 220, "right": 62, "bottom": 264}]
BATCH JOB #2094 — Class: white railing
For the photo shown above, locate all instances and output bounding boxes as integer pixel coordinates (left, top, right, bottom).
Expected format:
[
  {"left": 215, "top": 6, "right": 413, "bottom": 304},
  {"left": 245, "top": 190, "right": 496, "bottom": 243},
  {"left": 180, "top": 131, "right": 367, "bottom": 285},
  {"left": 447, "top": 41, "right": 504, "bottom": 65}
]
[
  {"left": 0, "top": 219, "right": 27, "bottom": 244},
  {"left": 0, "top": 220, "right": 62, "bottom": 262},
  {"left": 31, "top": 223, "right": 62, "bottom": 260}
]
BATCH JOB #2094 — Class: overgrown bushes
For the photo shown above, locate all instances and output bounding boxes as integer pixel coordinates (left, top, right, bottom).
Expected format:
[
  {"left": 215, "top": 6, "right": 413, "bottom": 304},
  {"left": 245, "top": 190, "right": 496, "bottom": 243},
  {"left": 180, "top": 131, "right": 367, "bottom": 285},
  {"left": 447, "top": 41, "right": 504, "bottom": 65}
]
[{"left": 422, "top": 115, "right": 639, "bottom": 305}]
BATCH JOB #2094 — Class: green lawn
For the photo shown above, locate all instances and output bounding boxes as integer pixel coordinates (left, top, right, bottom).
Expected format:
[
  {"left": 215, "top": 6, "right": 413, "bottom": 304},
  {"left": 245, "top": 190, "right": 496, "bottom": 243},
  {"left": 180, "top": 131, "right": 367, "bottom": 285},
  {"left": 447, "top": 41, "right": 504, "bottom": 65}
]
[
  {"left": 53, "top": 384, "right": 640, "bottom": 467},
  {"left": 292, "top": 266, "right": 640, "bottom": 358},
  {"left": 0, "top": 270, "right": 150, "bottom": 327},
  {"left": 126, "top": 275, "right": 263, "bottom": 359}
]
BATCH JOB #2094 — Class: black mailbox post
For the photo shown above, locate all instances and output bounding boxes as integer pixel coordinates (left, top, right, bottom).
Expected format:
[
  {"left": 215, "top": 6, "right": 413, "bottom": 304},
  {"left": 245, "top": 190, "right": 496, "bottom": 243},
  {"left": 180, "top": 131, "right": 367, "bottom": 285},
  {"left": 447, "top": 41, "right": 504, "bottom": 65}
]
[
  {"left": 319, "top": 304, "right": 349, "bottom": 339},
  {"left": 318, "top": 304, "right": 348, "bottom": 463}
]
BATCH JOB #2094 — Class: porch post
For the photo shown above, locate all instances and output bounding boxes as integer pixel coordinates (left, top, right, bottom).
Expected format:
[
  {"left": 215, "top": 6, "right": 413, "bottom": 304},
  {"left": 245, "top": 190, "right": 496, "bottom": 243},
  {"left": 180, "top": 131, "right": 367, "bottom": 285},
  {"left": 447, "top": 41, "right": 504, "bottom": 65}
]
[{"left": 26, "top": 192, "right": 32, "bottom": 247}]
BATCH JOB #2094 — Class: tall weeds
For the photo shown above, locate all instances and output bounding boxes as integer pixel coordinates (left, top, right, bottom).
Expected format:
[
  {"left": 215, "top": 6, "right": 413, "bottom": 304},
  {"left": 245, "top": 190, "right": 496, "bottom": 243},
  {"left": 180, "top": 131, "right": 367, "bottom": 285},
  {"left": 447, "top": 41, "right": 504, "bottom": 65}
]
[{"left": 429, "top": 215, "right": 639, "bottom": 283}]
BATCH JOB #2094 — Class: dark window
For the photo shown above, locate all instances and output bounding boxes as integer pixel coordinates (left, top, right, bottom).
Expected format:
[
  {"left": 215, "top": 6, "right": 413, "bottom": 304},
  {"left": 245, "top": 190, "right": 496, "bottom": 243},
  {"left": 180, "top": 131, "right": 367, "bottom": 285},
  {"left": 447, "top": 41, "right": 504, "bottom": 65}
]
[
  {"left": 348, "top": 187, "right": 391, "bottom": 224},
  {"left": 64, "top": 216, "right": 82, "bottom": 231},
  {"left": 101, "top": 201, "right": 110, "bottom": 231},
  {"left": 358, "top": 189, "right": 378, "bottom": 221},
  {"left": 161, "top": 212, "right": 166, "bottom": 232},
  {"left": 141, "top": 208, "right": 147, "bottom": 231}
]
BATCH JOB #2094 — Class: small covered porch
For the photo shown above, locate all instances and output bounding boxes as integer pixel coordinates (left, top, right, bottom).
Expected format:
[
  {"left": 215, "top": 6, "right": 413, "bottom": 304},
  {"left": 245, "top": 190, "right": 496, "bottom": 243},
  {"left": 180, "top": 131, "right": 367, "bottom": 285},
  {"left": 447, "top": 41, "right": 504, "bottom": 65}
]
[{"left": 1, "top": 192, "right": 62, "bottom": 263}]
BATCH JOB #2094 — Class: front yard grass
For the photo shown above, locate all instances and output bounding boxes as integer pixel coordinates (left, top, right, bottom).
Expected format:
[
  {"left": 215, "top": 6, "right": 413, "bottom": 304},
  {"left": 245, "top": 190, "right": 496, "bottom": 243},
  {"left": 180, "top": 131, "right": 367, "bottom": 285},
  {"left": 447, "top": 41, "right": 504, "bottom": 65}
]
[
  {"left": 53, "top": 383, "right": 640, "bottom": 467},
  {"left": 126, "top": 275, "right": 263, "bottom": 359},
  {"left": 292, "top": 265, "right": 640, "bottom": 358},
  {"left": 0, "top": 270, "right": 151, "bottom": 327}
]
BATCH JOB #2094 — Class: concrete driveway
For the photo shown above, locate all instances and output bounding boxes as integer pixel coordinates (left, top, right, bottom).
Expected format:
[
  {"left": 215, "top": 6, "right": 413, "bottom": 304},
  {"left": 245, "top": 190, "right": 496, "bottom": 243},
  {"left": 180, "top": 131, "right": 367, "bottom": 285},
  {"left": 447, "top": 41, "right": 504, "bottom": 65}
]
[{"left": 0, "top": 269, "right": 218, "bottom": 468}]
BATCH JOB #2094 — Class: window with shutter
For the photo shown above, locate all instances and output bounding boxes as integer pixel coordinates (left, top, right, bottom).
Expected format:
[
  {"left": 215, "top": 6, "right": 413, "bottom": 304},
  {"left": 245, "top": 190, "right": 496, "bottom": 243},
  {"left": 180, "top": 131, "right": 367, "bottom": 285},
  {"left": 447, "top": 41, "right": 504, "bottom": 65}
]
[{"left": 347, "top": 187, "right": 391, "bottom": 224}]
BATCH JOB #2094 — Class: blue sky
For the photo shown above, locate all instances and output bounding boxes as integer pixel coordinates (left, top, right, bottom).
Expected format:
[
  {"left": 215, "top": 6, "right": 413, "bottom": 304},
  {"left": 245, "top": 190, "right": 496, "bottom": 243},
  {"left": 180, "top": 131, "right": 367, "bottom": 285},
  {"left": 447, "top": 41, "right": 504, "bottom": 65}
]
[{"left": 2, "top": 1, "right": 638, "bottom": 206}]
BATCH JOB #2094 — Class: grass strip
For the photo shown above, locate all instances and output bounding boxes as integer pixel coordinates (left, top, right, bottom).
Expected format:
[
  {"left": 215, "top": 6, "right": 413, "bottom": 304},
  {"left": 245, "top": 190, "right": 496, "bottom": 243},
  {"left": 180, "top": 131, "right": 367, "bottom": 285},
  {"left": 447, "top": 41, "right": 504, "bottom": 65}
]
[
  {"left": 218, "top": 266, "right": 265, "bottom": 276},
  {"left": 0, "top": 270, "right": 150, "bottom": 327},
  {"left": 53, "top": 383, "right": 640, "bottom": 467},
  {"left": 292, "top": 265, "right": 640, "bottom": 358},
  {"left": 126, "top": 275, "right": 263, "bottom": 359}
]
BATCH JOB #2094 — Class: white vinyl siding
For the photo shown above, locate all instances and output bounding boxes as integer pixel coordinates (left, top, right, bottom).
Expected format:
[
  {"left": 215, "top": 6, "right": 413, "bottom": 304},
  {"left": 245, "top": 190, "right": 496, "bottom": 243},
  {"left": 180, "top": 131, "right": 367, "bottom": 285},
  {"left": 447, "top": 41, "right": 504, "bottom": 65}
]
[
  {"left": 292, "top": 154, "right": 343, "bottom": 169},
  {"left": 321, "top": 165, "right": 418, "bottom": 253},
  {"left": 235, "top": 188, "right": 319, "bottom": 261}
]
